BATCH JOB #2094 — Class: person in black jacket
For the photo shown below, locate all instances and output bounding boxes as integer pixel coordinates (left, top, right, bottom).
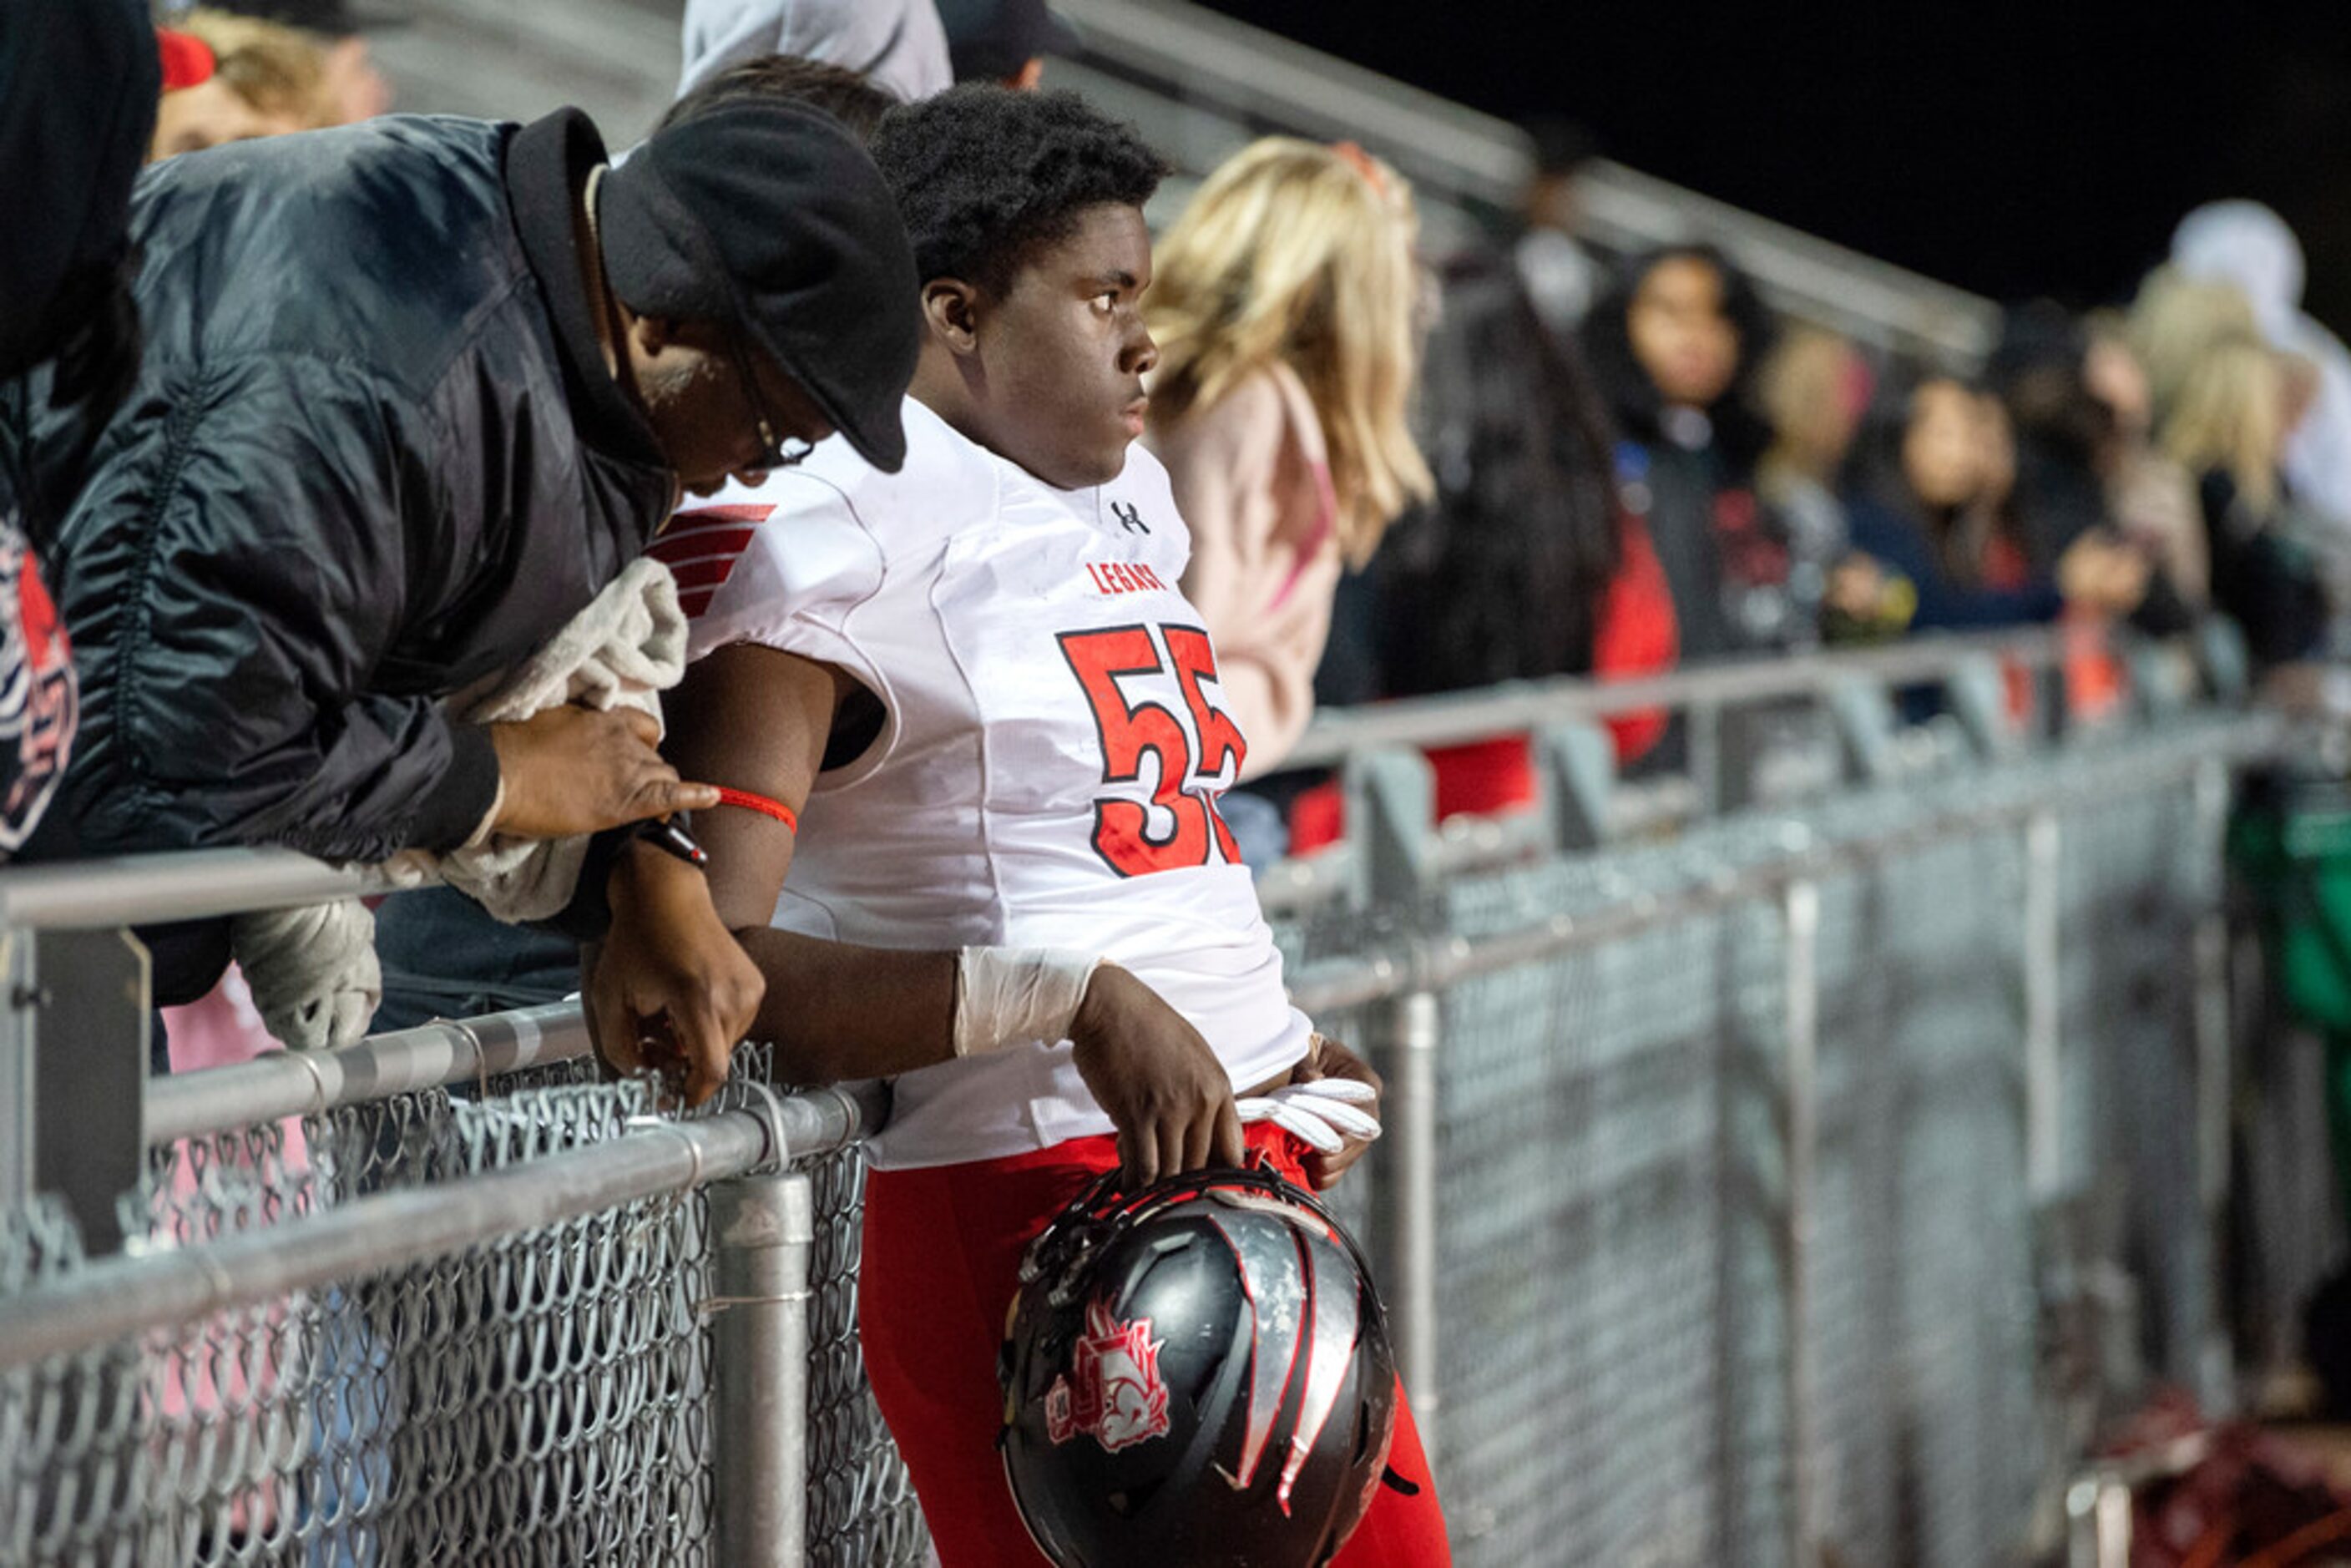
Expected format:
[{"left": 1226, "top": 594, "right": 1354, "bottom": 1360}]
[
  {"left": 0, "top": 0, "right": 159, "bottom": 856},
  {"left": 369, "top": 58, "right": 907, "bottom": 1043},
  {"left": 1582, "top": 244, "right": 1787, "bottom": 660},
  {"left": 0, "top": 96, "right": 923, "bottom": 1069}
]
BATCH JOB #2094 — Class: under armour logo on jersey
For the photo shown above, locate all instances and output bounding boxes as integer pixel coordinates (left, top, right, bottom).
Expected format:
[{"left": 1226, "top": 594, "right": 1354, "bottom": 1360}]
[{"left": 1110, "top": 500, "right": 1149, "bottom": 534}]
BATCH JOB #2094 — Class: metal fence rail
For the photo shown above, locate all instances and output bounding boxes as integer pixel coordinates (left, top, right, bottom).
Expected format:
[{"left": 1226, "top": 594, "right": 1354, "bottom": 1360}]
[{"left": 1275, "top": 628, "right": 2067, "bottom": 771}]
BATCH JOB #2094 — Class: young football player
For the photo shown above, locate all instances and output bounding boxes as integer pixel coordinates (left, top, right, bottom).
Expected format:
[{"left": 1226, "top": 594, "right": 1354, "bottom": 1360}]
[{"left": 594, "top": 86, "right": 1449, "bottom": 1565}]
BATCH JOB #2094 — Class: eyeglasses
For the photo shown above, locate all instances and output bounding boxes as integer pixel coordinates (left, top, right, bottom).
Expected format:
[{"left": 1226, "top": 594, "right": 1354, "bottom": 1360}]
[{"left": 723, "top": 336, "right": 814, "bottom": 473}]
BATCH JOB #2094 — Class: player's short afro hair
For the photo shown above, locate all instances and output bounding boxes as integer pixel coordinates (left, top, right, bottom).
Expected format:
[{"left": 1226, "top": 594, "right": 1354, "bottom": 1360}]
[{"left": 871, "top": 85, "right": 1168, "bottom": 296}]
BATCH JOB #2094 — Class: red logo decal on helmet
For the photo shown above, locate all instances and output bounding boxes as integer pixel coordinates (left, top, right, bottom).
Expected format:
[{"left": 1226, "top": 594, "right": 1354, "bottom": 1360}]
[{"left": 1044, "top": 1302, "right": 1171, "bottom": 1453}]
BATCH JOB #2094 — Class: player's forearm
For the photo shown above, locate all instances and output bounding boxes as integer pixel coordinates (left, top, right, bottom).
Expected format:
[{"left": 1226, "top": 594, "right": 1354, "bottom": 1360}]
[{"left": 732, "top": 927, "right": 960, "bottom": 1080}]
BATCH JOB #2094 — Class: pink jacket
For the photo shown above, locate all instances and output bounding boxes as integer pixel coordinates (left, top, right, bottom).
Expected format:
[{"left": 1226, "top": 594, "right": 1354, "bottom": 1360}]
[{"left": 1148, "top": 362, "right": 1341, "bottom": 777}]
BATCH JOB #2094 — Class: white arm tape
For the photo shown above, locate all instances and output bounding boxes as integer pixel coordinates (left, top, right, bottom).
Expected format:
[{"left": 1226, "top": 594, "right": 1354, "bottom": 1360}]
[{"left": 953, "top": 948, "right": 1103, "bottom": 1058}]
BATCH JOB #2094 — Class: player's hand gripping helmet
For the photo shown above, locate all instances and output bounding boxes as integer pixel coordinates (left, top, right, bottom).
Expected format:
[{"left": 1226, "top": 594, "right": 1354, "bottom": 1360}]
[{"left": 998, "top": 1161, "right": 1398, "bottom": 1567}]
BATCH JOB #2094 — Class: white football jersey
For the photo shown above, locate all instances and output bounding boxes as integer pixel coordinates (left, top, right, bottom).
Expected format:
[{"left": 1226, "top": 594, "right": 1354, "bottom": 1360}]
[{"left": 652, "top": 397, "right": 1311, "bottom": 1169}]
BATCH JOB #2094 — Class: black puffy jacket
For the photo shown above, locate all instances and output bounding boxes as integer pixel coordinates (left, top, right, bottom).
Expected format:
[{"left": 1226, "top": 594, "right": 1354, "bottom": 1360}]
[{"left": 2, "top": 109, "right": 675, "bottom": 867}]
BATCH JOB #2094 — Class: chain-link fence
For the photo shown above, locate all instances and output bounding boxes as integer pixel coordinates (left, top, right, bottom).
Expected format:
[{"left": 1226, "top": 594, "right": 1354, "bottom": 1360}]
[
  {"left": 0, "top": 663, "right": 2274, "bottom": 1567},
  {"left": 3, "top": 1043, "right": 925, "bottom": 1567},
  {"left": 1270, "top": 711, "right": 2260, "bottom": 1568}
]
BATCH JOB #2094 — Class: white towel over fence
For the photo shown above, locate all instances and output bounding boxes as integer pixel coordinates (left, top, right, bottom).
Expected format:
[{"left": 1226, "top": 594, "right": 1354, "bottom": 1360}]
[{"left": 231, "top": 559, "right": 689, "bottom": 1051}]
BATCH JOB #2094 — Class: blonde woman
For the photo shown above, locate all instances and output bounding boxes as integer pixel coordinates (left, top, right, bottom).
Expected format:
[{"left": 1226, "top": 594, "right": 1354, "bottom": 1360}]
[
  {"left": 2164, "top": 332, "right": 2288, "bottom": 513},
  {"left": 1145, "top": 138, "right": 1432, "bottom": 787},
  {"left": 2159, "top": 330, "right": 2329, "bottom": 663},
  {"left": 2128, "top": 267, "right": 2263, "bottom": 431},
  {"left": 151, "top": 8, "right": 338, "bottom": 160}
]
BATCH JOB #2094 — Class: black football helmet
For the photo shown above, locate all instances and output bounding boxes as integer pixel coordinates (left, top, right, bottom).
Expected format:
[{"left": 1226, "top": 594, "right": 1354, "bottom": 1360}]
[{"left": 998, "top": 1161, "right": 1398, "bottom": 1567}]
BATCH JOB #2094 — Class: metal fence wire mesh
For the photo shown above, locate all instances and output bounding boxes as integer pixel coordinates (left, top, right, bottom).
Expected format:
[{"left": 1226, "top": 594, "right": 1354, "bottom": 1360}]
[
  {"left": 2, "top": 711, "right": 2251, "bottom": 1568},
  {"left": 2059, "top": 777, "right": 2217, "bottom": 1399},
  {"left": 1428, "top": 893, "right": 1777, "bottom": 1565},
  {"left": 2, "top": 1049, "right": 927, "bottom": 1568},
  {"left": 1273, "top": 720, "right": 2240, "bottom": 1568}
]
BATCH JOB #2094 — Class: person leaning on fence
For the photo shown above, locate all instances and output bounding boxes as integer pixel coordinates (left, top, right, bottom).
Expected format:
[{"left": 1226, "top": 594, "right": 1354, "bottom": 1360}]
[
  {"left": 1988, "top": 301, "right": 2197, "bottom": 640},
  {"left": 0, "top": 92, "right": 923, "bottom": 1071},
  {"left": 366, "top": 56, "right": 902, "bottom": 1037},
  {"left": 596, "top": 85, "right": 1452, "bottom": 1563},
  {"left": 2157, "top": 329, "right": 2333, "bottom": 669},
  {"left": 1843, "top": 375, "right": 2151, "bottom": 635}
]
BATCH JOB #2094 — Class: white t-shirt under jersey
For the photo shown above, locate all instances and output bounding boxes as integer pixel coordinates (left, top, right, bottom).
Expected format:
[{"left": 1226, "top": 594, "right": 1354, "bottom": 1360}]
[{"left": 651, "top": 397, "right": 1312, "bottom": 1169}]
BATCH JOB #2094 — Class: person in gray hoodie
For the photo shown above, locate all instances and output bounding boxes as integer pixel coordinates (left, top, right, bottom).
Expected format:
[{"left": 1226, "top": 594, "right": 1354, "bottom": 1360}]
[
  {"left": 2172, "top": 200, "right": 2351, "bottom": 534},
  {"left": 679, "top": 0, "right": 952, "bottom": 104}
]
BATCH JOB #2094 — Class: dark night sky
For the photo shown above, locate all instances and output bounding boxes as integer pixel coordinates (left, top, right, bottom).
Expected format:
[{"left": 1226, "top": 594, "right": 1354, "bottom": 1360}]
[{"left": 1196, "top": 1, "right": 2351, "bottom": 332}]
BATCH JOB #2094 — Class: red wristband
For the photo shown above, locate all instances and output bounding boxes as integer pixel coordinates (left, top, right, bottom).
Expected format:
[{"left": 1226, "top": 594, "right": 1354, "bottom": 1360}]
[{"left": 714, "top": 786, "right": 799, "bottom": 833}]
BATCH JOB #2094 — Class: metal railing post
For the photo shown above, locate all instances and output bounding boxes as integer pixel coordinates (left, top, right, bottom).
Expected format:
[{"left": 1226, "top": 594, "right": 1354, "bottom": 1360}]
[
  {"left": 1349, "top": 746, "right": 1438, "bottom": 907},
  {"left": 1825, "top": 675, "right": 1898, "bottom": 787},
  {"left": 0, "top": 925, "right": 149, "bottom": 1254},
  {"left": 1689, "top": 696, "right": 1724, "bottom": 817},
  {"left": 1348, "top": 742, "right": 1444, "bottom": 1457},
  {"left": 1388, "top": 987, "right": 1442, "bottom": 1464},
  {"left": 30, "top": 929, "right": 149, "bottom": 1256},
  {"left": 2190, "top": 757, "right": 2233, "bottom": 1407},
  {"left": 710, "top": 1171, "right": 816, "bottom": 1568},
  {"left": 0, "top": 930, "right": 33, "bottom": 1211},
  {"left": 1534, "top": 719, "right": 1617, "bottom": 852},
  {"left": 1781, "top": 878, "right": 1822, "bottom": 1568},
  {"left": 1949, "top": 654, "right": 2019, "bottom": 760},
  {"left": 2025, "top": 812, "right": 2065, "bottom": 1203},
  {"left": 2066, "top": 1471, "right": 2134, "bottom": 1568}
]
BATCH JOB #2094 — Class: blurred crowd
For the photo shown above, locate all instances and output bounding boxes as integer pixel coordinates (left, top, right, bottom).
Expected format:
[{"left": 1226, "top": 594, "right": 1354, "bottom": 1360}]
[
  {"left": 1319, "top": 139, "right": 2351, "bottom": 832},
  {"left": 1150, "top": 129, "right": 2351, "bottom": 857},
  {"left": 3, "top": 0, "right": 2343, "bottom": 1029}
]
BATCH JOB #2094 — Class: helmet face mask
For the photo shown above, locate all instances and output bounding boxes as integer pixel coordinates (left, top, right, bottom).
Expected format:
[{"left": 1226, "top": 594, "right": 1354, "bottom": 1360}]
[{"left": 999, "top": 1165, "right": 1399, "bottom": 1568}]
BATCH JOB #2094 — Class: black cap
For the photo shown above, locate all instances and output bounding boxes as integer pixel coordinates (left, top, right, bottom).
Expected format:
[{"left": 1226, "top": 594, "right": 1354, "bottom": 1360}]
[
  {"left": 936, "top": 0, "right": 1079, "bottom": 83},
  {"left": 600, "top": 99, "right": 922, "bottom": 473}
]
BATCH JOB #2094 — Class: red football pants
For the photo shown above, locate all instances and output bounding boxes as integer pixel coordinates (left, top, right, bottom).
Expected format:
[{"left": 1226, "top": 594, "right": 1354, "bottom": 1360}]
[{"left": 859, "top": 1125, "right": 1452, "bottom": 1566}]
